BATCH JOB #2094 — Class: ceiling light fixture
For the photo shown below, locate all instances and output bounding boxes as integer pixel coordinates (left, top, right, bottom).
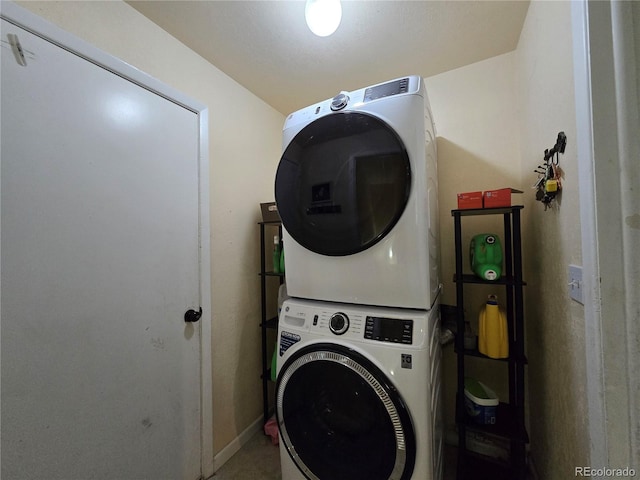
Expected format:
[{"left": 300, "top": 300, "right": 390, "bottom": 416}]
[{"left": 305, "top": 0, "right": 342, "bottom": 37}]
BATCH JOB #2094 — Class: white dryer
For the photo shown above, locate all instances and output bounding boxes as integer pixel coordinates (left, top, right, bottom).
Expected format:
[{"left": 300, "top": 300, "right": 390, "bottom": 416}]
[
  {"left": 275, "top": 76, "right": 439, "bottom": 310},
  {"left": 276, "top": 297, "right": 443, "bottom": 480}
]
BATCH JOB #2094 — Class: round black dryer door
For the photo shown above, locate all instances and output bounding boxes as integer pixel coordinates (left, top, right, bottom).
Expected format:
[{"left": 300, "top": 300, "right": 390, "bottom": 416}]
[
  {"left": 275, "top": 112, "right": 411, "bottom": 256},
  {"left": 276, "top": 344, "right": 416, "bottom": 480}
]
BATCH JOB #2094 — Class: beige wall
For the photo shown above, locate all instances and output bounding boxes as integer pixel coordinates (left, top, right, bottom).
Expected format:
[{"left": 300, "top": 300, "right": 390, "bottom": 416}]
[
  {"left": 16, "top": 0, "right": 285, "bottom": 461},
  {"left": 425, "top": 52, "right": 522, "bottom": 308},
  {"left": 424, "top": 51, "right": 522, "bottom": 440},
  {"left": 515, "top": 1, "right": 589, "bottom": 477}
]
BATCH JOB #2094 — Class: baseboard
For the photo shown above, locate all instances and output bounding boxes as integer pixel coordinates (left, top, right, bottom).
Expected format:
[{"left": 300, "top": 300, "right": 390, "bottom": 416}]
[{"left": 212, "top": 415, "right": 264, "bottom": 472}]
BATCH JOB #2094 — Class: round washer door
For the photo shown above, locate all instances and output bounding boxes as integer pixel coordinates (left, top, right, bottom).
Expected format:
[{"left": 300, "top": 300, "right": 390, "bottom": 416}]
[
  {"left": 276, "top": 344, "right": 416, "bottom": 480},
  {"left": 275, "top": 112, "right": 411, "bottom": 256}
]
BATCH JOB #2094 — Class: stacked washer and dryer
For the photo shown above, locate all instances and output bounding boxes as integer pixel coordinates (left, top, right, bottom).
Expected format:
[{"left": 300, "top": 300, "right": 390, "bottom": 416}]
[{"left": 274, "top": 76, "right": 443, "bottom": 480}]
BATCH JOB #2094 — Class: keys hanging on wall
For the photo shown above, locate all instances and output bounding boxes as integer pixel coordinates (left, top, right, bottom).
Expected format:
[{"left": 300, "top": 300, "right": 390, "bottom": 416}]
[{"left": 533, "top": 132, "right": 566, "bottom": 210}]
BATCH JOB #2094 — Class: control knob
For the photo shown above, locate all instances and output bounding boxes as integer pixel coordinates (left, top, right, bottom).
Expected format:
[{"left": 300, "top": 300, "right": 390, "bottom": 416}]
[
  {"left": 329, "top": 312, "right": 350, "bottom": 335},
  {"left": 330, "top": 92, "right": 349, "bottom": 111}
]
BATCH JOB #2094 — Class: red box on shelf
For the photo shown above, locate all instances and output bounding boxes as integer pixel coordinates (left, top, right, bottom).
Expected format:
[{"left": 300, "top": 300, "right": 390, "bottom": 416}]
[
  {"left": 457, "top": 191, "right": 483, "bottom": 209},
  {"left": 483, "top": 188, "right": 523, "bottom": 208}
]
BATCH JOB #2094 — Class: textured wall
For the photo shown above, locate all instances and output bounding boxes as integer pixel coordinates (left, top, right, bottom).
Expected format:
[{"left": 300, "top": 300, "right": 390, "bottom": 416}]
[{"left": 515, "top": 1, "right": 589, "bottom": 477}]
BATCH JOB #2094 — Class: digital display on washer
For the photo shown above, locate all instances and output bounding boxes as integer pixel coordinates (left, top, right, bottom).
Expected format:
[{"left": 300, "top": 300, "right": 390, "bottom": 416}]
[
  {"left": 364, "top": 316, "right": 413, "bottom": 344},
  {"left": 363, "top": 78, "right": 410, "bottom": 102}
]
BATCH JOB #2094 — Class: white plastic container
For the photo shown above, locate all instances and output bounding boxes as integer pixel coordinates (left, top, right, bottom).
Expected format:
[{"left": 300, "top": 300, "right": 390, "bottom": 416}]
[{"left": 464, "top": 378, "right": 499, "bottom": 425}]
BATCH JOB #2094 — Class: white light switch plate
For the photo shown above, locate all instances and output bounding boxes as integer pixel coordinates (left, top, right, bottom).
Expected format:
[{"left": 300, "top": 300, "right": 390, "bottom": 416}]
[{"left": 568, "top": 264, "right": 584, "bottom": 304}]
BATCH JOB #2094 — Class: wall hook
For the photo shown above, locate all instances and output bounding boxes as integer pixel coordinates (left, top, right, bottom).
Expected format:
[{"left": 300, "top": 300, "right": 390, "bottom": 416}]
[{"left": 534, "top": 132, "right": 566, "bottom": 210}]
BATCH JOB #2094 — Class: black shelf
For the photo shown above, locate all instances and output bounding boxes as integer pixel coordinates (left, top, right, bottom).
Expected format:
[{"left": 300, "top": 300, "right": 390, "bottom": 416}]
[
  {"left": 453, "top": 274, "right": 526, "bottom": 286},
  {"left": 452, "top": 205, "right": 524, "bottom": 217},
  {"left": 260, "top": 271, "right": 286, "bottom": 278},
  {"left": 452, "top": 205, "right": 528, "bottom": 479},
  {"left": 259, "top": 221, "right": 283, "bottom": 426},
  {"left": 262, "top": 316, "right": 278, "bottom": 330},
  {"left": 455, "top": 346, "right": 528, "bottom": 364}
]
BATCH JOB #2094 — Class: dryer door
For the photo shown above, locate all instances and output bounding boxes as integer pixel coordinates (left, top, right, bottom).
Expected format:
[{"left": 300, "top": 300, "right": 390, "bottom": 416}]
[
  {"left": 275, "top": 112, "right": 411, "bottom": 256},
  {"left": 276, "top": 344, "right": 416, "bottom": 480}
]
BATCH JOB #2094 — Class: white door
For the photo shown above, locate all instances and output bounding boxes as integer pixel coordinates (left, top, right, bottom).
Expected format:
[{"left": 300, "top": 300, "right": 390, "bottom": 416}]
[{"left": 1, "top": 18, "right": 204, "bottom": 480}]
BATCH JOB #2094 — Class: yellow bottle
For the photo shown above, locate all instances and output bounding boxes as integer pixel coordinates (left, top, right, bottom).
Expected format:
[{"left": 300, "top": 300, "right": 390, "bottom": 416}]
[{"left": 478, "top": 295, "right": 509, "bottom": 359}]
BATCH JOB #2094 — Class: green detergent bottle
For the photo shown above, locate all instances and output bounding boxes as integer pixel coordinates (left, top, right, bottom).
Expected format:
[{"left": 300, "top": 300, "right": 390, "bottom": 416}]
[
  {"left": 279, "top": 239, "right": 285, "bottom": 274},
  {"left": 470, "top": 233, "right": 503, "bottom": 281},
  {"left": 272, "top": 235, "right": 281, "bottom": 274}
]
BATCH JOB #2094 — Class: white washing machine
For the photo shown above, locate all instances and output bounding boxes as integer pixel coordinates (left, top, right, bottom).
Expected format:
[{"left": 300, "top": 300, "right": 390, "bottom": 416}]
[
  {"left": 274, "top": 75, "right": 439, "bottom": 310},
  {"left": 276, "top": 297, "right": 443, "bottom": 480}
]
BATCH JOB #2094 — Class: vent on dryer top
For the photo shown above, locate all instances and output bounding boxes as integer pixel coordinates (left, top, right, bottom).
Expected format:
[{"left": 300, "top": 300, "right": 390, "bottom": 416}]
[{"left": 363, "top": 77, "right": 410, "bottom": 102}]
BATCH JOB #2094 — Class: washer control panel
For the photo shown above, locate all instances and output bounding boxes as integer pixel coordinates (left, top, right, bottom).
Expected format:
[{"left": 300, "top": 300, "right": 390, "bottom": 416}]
[
  {"left": 364, "top": 316, "right": 413, "bottom": 344},
  {"left": 329, "top": 312, "right": 350, "bottom": 335},
  {"left": 280, "top": 299, "right": 427, "bottom": 348}
]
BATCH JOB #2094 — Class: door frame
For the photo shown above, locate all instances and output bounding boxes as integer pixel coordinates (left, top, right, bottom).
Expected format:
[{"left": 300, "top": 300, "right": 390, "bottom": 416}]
[
  {"left": 572, "top": 0, "right": 640, "bottom": 470},
  {"left": 0, "top": 2, "right": 214, "bottom": 477}
]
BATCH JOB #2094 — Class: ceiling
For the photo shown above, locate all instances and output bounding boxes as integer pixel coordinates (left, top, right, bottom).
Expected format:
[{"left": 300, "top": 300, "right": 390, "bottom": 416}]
[{"left": 127, "top": 0, "right": 530, "bottom": 115}]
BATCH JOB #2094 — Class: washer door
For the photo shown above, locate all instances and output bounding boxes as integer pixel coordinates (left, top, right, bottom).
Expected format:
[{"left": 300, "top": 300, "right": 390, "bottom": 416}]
[
  {"left": 275, "top": 112, "right": 411, "bottom": 256},
  {"left": 276, "top": 344, "right": 416, "bottom": 480}
]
